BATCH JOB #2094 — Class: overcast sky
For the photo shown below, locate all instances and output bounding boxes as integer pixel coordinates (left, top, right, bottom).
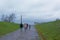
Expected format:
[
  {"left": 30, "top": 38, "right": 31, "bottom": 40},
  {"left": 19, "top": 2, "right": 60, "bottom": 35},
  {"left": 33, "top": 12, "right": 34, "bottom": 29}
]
[{"left": 0, "top": 0, "right": 60, "bottom": 24}]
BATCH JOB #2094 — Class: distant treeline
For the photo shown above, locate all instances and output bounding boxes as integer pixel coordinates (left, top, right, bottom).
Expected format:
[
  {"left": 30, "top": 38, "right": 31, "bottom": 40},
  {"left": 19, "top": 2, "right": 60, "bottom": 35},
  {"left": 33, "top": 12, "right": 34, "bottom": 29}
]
[{"left": 1, "top": 13, "right": 16, "bottom": 22}]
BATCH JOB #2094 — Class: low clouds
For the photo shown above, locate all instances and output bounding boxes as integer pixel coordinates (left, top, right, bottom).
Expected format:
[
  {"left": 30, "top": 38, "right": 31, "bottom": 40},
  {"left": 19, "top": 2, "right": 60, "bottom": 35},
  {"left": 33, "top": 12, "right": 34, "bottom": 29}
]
[{"left": 0, "top": 0, "right": 60, "bottom": 23}]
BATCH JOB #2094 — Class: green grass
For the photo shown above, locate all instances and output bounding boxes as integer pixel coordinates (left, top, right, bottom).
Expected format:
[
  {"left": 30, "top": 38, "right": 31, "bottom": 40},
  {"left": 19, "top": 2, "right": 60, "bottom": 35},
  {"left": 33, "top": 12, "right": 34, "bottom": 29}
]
[
  {"left": 0, "top": 22, "right": 19, "bottom": 36},
  {"left": 35, "top": 20, "right": 60, "bottom": 40}
]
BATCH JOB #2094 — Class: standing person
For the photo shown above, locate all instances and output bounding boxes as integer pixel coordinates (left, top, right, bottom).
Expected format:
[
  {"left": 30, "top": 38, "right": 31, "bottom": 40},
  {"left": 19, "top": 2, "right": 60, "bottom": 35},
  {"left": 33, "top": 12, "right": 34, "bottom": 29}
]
[
  {"left": 29, "top": 25, "right": 31, "bottom": 30},
  {"left": 20, "top": 24, "right": 23, "bottom": 32},
  {"left": 24, "top": 23, "right": 28, "bottom": 32}
]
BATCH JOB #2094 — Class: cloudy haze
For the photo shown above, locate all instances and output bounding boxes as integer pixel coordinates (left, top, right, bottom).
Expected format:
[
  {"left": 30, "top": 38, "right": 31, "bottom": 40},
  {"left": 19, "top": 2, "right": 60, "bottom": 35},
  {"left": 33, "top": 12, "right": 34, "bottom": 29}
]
[{"left": 0, "top": 0, "right": 60, "bottom": 24}]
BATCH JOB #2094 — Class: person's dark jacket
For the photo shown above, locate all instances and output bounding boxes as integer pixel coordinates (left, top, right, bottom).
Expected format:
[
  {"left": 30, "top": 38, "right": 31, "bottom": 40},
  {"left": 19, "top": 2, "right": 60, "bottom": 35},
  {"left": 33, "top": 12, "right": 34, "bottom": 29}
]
[{"left": 20, "top": 24, "right": 23, "bottom": 28}]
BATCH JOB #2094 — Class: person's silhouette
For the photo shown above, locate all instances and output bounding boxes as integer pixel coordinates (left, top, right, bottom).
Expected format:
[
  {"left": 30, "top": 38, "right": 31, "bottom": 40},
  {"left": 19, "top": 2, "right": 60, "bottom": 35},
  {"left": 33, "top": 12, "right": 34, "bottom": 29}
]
[
  {"left": 24, "top": 23, "right": 28, "bottom": 32},
  {"left": 29, "top": 25, "right": 31, "bottom": 30},
  {"left": 20, "top": 24, "right": 23, "bottom": 32}
]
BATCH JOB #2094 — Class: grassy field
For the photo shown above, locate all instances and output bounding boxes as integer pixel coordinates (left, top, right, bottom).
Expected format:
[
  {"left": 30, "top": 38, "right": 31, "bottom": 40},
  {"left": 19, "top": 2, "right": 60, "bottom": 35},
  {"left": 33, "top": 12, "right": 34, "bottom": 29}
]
[
  {"left": 0, "top": 22, "right": 19, "bottom": 36},
  {"left": 35, "top": 20, "right": 60, "bottom": 40}
]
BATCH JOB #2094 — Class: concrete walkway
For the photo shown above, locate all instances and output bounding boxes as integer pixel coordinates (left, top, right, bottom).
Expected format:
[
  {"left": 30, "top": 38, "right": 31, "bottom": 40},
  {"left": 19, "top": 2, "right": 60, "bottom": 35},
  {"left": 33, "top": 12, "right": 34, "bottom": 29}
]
[{"left": 0, "top": 26, "right": 40, "bottom": 40}]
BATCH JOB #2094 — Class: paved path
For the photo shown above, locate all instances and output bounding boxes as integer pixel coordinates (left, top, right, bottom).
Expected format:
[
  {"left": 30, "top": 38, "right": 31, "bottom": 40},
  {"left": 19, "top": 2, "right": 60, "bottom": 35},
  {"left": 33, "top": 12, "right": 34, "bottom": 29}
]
[{"left": 0, "top": 26, "right": 40, "bottom": 40}]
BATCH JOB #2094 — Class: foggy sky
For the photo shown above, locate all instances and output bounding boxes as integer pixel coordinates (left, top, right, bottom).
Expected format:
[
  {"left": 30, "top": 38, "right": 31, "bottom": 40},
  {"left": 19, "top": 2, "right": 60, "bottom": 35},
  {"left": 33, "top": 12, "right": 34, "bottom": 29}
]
[{"left": 0, "top": 0, "right": 60, "bottom": 24}]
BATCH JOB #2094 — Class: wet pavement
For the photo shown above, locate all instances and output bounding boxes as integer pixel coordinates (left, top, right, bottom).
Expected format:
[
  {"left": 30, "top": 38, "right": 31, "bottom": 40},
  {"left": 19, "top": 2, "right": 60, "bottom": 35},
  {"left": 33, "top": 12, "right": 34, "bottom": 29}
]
[{"left": 0, "top": 26, "right": 40, "bottom": 40}]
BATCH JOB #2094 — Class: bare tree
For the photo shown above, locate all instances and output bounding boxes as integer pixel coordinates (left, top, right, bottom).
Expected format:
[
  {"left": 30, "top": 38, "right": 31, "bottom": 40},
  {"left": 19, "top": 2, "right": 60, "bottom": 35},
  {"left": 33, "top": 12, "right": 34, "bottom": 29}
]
[
  {"left": 1, "top": 14, "right": 9, "bottom": 22},
  {"left": 1, "top": 14, "right": 5, "bottom": 21},
  {"left": 1, "top": 13, "right": 16, "bottom": 22},
  {"left": 4, "top": 15, "right": 9, "bottom": 22},
  {"left": 56, "top": 18, "right": 60, "bottom": 21},
  {"left": 8, "top": 13, "right": 15, "bottom": 22}
]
